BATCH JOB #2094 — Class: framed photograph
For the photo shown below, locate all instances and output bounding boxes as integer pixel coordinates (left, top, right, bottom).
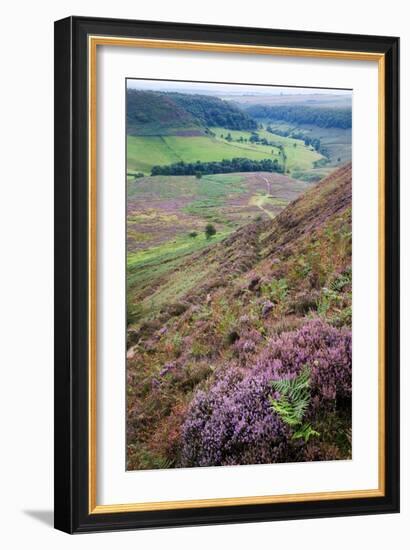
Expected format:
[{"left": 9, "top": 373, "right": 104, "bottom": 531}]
[{"left": 54, "top": 16, "right": 399, "bottom": 533}]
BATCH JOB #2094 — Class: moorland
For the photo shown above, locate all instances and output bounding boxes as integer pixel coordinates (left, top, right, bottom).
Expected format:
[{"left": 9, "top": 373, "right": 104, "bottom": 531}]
[{"left": 126, "top": 86, "right": 352, "bottom": 470}]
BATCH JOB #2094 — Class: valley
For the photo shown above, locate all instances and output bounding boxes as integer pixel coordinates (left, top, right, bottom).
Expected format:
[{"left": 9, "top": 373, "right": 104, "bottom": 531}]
[{"left": 126, "top": 82, "right": 352, "bottom": 470}]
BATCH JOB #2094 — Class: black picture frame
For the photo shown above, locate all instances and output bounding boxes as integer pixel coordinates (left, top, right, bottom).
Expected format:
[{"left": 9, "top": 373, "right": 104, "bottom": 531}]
[{"left": 54, "top": 15, "right": 400, "bottom": 534}]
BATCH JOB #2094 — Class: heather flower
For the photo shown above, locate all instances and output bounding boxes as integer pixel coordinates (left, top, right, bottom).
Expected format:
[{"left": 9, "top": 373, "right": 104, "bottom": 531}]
[
  {"left": 180, "top": 363, "right": 292, "bottom": 467},
  {"left": 243, "top": 340, "right": 256, "bottom": 353},
  {"left": 180, "top": 319, "right": 351, "bottom": 467},
  {"left": 233, "top": 328, "right": 262, "bottom": 361}
]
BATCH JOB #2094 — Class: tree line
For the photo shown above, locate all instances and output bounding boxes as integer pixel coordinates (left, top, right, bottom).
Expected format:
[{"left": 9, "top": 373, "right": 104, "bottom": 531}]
[
  {"left": 151, "top": 157, "right": 284, "bottom": 176},
  {"left": 245, "top": 105, "right": 352, "bottom": 129},
  {"left": 168, "top": 92, "right": 258, "bottom": 131},
  {"left": 266, "top": 127, "right": 330, "bottom": 158}
]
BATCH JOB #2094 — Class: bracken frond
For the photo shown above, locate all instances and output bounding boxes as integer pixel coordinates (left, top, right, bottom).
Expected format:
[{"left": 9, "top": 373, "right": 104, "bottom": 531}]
[{"left": 270, "top": 365, "right": 319, "bottom": 442}]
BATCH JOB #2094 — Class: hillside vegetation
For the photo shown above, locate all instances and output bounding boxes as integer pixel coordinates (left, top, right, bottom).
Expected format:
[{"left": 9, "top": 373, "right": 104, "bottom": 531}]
[
  {"left": 127, "top": 89, "right": 256, "bottom": 136},
  {"left": 127, "top": 164, "right": 352, "bottom": 470},
  {"left": 244, "top": 104, "right": 352, "bottom": 129},
  {"left": 126, "top": 90, "right": 325, "bottom": 177},
  {"left": 127, "top": 171, "right": 309, "bottom": 320},
  {"left": 169, "top": 92, "right": 257, "bottom": 130},
  {"left": 127, "top": 134, "right": 290, "bottom": 176},
  {"left": 239, "top": 101, "right": 352, "bottom": 174}
]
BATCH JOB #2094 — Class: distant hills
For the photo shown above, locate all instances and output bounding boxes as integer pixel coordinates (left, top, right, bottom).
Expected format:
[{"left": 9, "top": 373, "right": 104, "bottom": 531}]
[
  {"left": 242, "top": 104, "right": 352, "bottom": 129},
  {"left": 126, "top": 87, "right": 351, "bottom": 177},
  {"left": 127, "top": 90, "right": 257, "bottom": 136},
  {"left": 127, "top": 88, "right": 351, "bottom": 136},
  {"left": 227, "top": 92, "right": 352, "bottom": 108}
]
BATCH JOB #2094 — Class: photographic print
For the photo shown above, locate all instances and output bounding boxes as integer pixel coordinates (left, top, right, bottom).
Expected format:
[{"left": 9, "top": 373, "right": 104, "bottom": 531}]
[
  {"left": 55, "top": 18, "right": 399, "bottom": 532},
  {"left": 126, "top": 79, "right": 353, "bottom": 471}
]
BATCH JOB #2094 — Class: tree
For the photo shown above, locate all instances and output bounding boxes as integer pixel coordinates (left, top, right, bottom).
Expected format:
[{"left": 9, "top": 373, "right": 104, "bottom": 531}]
[
  {"left": 205, "top": 223, "right": 216, "bottom": 239},
  {"left": 195, "top": 171, "right": 202, "bottom": 179}
]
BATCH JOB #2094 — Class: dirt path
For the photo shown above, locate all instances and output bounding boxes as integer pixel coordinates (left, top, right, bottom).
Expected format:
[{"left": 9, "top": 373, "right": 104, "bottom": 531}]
[
  {"left": 253, "top": 195, "right": 275, "bottom": 219},
  {"left": 253, "top": 174, "right": 275, "bottom": 219}
]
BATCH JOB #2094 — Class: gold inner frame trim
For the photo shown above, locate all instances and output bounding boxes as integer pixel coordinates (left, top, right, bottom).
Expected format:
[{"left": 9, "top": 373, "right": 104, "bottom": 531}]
[{"left": 88, "top": 35, "right": 386, "bottom": 514}]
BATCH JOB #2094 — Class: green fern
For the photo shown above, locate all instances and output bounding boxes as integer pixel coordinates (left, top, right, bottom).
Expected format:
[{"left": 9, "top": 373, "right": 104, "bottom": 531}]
[
  {"left": 292, "top": 423, "right": 320, "bottom": 443},
  {"left": 270, "top": 365, "right": 319, "bottom": 443}
]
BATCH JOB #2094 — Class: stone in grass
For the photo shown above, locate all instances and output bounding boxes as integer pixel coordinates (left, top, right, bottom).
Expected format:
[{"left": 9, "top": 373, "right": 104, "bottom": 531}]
[{"left": 126, "top": 345, "right": 138, "bottom": 360}]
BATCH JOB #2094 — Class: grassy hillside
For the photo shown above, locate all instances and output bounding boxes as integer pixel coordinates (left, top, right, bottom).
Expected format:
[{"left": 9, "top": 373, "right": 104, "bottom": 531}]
[
  {"left": 266, "top": 121, "right": 352, "bottom": 170},
  {"left": 214, "top": 126, "right": 324, "bottom": 171},
  {"left": 127, "top": 132, "right": 323, "bottom": 176},
  {"left": 127, "top": 89, "right": 256, "bottom": 136},
  {"left": 127, "top": 135, "right": 280, "bottom": 174},
  {"left": 234, "top": 98, "right": 352, "bottom": 177},
  {"left": 127, "top": 90, "right": 202, "bottom": 136},
  {"left": 127, "top": 164, "right": 352, "bottom": 470},
  {"left": 127, "top": 172, "right": 309, "bottom": 321},
  {"left": 168, "top": 92, "right": 257, "bottom": 130},
  {"left": 126, "top": 89, "right": 326, "bottom": 177}
]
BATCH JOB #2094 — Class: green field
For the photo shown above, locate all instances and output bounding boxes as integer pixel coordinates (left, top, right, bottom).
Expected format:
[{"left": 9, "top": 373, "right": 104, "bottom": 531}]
[
  {"left": 127, "top": 131, "right": 323, "bottom": 176},
  {"left": 263, "top": 121, "right": 351, "bottom": 166},
  {"left": 127, "top": 135, "right": 281, "bottom": 175},
  {"left": 212, "top": 126, "right": 323, "bottom": 171}
]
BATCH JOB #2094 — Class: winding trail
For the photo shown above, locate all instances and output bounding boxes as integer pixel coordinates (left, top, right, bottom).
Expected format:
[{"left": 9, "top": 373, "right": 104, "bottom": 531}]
[
  {"left": 253, "top": 195, "right": 275, "bottom": 219},
  {"left": 254, "top": 174, "right": 275, "bottom": 219}
]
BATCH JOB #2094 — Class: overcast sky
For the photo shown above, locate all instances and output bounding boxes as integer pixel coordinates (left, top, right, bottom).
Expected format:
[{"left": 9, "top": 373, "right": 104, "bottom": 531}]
[{"left": 126, "top": 78, "right": 352, "bottom": 96}]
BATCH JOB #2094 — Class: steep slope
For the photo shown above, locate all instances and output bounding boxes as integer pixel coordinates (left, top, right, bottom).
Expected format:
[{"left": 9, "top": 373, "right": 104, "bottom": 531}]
[
  {"left": 126, "top": 89, "right": 257, "bottom": 136},
  {"left": 127, "top": 164, "right": 352, "bottom": 470},
  {"left": 168, "top": 92, "right": 257, "bottom": 131},
  {"left": 127, "top": 90, "right": 203, "bottom": 136}
]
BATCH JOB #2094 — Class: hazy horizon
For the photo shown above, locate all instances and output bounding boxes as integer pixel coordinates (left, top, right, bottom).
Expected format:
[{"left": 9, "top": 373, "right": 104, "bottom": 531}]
[{"left": 126, "top": 78, "right": 352, "bottom": 98}]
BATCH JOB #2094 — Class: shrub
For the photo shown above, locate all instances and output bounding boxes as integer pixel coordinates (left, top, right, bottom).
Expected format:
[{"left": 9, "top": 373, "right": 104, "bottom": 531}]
[
  {"left": 180, "top": 365, "right": 292, "bottom": 467},
  {"left": 180, "top": 319, "right": 351, "bottom": 467},
  {"left": 205, "top": 223, "right": 217, "bottom": 239}
]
